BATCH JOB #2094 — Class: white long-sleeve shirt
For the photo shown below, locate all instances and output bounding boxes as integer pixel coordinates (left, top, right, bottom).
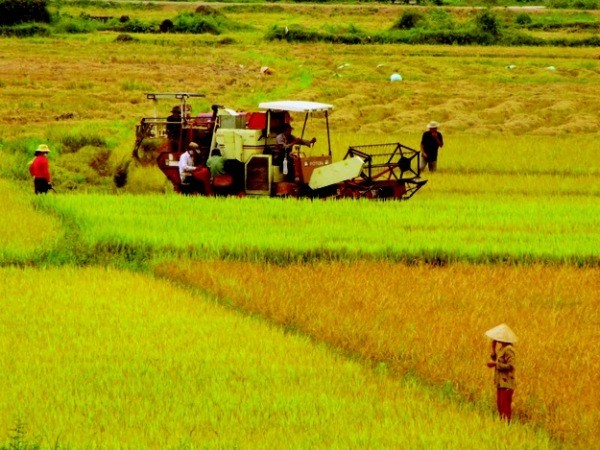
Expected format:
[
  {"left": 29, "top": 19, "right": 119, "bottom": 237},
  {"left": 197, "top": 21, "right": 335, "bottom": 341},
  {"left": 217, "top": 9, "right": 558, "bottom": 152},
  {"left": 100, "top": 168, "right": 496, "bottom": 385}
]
[{"left": 178, "top": 151, "right": 196, "bottom": 180}]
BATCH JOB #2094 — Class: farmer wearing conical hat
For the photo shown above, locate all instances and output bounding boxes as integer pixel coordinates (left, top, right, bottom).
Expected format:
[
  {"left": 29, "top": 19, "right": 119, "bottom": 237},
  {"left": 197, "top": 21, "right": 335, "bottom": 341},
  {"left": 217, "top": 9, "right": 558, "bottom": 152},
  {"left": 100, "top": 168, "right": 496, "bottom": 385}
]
[
  {"left": 28, "top": 144, "right": 52, "bottom": 194},
  {"left": 485, "top": 323, "right": 517, "bottom": 422}
]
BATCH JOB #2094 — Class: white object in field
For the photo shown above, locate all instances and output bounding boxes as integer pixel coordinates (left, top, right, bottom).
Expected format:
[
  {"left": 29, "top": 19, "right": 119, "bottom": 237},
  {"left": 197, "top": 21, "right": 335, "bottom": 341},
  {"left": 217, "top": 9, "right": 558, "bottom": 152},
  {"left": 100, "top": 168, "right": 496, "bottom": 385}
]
[
  {"left": 390, "top": 73, "right": 402, "bottom": 82},
  {"left": 309, "top": 156, "right": 364, "bottom": 190}
]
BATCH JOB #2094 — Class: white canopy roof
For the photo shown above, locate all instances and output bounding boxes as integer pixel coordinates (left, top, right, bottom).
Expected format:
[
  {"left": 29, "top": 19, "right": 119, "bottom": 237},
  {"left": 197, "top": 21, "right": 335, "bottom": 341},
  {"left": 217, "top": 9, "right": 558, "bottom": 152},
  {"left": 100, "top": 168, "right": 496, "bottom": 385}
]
[
  {"left": 146, "top": 93, "right": 205, "bottom": 100},
  {"left": 258, "top": 101, "right": 333, "bottom": 113}
]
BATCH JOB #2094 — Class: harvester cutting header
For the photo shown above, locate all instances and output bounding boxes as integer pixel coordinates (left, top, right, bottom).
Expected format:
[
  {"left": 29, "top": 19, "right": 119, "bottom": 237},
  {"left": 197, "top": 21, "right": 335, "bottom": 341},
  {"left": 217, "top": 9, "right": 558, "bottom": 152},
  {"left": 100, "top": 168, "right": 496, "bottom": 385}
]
[{"left": 132, "top": 93, "right": 427, "bottom": 199}]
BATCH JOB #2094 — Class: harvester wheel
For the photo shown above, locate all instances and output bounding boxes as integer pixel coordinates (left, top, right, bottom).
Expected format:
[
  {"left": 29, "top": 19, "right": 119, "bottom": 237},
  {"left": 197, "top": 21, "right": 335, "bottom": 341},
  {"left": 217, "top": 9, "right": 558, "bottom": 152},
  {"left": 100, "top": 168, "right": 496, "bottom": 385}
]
[{"left": 363, "top": 189, "right": 375, "bottom": 199}]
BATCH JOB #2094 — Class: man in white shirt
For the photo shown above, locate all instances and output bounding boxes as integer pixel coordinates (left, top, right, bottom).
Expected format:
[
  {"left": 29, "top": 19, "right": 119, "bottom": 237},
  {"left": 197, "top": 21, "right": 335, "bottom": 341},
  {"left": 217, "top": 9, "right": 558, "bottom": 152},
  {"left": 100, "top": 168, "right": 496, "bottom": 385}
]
[
  {"left": 177, "top": 142, "right": 212, "bottom": 195},
  {"left": 178, "top": 142, "right": 199, "bottom": 184}
]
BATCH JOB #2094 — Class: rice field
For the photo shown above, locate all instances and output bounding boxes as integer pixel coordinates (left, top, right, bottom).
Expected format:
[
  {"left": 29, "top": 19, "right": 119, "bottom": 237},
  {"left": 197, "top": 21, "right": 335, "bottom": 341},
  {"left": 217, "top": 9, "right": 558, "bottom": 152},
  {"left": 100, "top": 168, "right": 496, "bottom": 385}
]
[
  {"left": 154, "top": 259, "right": 600, "bottom": 449},
  {"left": 32, "top": 192, "right": 600, "bottom": 266},
  {"left": 6, "top": 178, "right": 594, "bottom": 448},
  {"left": 1, "top": 2, "right": 599, "bottom": 448},
  {"left": 0, "top": 266, "right": 557, "bottom": 449},
  {"left": 0, "top": 179, "right": 62, "bottom": 264}
]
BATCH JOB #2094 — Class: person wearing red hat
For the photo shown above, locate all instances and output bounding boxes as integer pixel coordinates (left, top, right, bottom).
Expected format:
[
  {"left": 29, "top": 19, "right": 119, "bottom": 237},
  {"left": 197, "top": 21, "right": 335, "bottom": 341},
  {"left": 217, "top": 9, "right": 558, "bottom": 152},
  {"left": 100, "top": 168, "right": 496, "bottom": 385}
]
[
  {"left": 485, "top": 323, "right": 518, "bottom": 422},
  {"left": 29, "top": 144, "right": 52, "bottom": 194}
]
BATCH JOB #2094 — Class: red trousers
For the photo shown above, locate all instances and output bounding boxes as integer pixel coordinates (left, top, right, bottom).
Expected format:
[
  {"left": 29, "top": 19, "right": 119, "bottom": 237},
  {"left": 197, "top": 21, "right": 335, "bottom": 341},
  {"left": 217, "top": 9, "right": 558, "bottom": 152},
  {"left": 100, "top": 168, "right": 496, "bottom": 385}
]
[
  {"left": 192, "top": 167, "right": 213, "bottom": 196},
  {"left": 497, "top": 388, "right": 514, "bottom": 422}
]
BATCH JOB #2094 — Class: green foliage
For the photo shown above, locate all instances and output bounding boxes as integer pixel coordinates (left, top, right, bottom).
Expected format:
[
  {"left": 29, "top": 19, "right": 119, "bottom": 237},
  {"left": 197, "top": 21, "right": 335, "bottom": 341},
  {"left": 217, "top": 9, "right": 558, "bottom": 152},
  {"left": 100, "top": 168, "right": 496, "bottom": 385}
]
[
  {"left": 172, "top": 11, "right": 220, "bottom": 35},
  {"left": 0, "top": 0, "right": 50, "bottom": 26},
  {"left": 58, "top": 145, "right": 113, "bottom": 187},
  {"left": 33, "top": 193, "right": 600, "bottom": 267},
  {"left": 474, "top": 9, "right": 502, "bottom": 36},
  {"left": 548, "top": 0, "right": 598, "bottom": 8},
  {"left": 522, "top": 14, "right": 600, "bottom": 31},
  {"left": 53, "top": 15, "right": 98, "bottom": 33},
  {"left": 265, "top": 24, "right": 370, "bottom": 43},
  {"left": 391, "top": 11, "right": 425, "bottom": 30},
  {"left": 59, "top": 133, "right": 107, "bottom": 154},
  {"left": 117, "top": 17, "right": 157, "bottom": 33},
  {"left": 407, "top": 28, "right": 498, "bottom": 45},
  {"left": 427, "top": 8, "right": 455, "bottom": 29},
  {"left": 514, "top": 13, "right": 533, "bottom": 25},
  {"left": 267, "top": 23, "right": 505, "bottom": 46},
  {"left": 1, "top": 419, "right": 41, "bottom": 450},
  {"left": 0, "top": 150, "right": 30, "bottom": 182},
  {"left": 0, "top": 22, "right": 50, "bottom": 36}
]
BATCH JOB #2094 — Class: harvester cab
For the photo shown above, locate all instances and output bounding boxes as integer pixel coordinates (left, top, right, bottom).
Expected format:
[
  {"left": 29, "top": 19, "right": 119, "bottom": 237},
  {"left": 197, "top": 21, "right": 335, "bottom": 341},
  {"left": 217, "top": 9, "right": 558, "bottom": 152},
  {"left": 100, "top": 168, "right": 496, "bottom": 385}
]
[{"left": 211, "top": 100, "right": 341, "bottom": 197}]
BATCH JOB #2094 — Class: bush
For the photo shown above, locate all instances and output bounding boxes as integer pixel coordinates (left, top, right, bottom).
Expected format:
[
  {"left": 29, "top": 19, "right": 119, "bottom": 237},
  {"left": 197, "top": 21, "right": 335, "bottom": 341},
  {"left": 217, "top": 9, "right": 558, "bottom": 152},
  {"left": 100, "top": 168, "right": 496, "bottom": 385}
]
[
  {"left": 391, "top": 11, "right": 425, "bottom": 30},
  {"left": 172, "top": 12, "right": 220, "bottom": 35},
  {"left": 54, "top": 16, "right": 98, "bottom": 34},
  {"left": 474, "top": 9, "right": 502, "bottom": 36},
  {"left": 0, "top": 0, "right": 50, "bottom": 26},
  {"left": 118, "top": 18, "right": 157, "bottom": 33},
  {"left": 159, "top": 19, "right": 173, "bottom": 33},
  {"left": 427, "top": 9, "right": 455, "bottom": 29},
  {"left": 514, "top": 13, "right": 533, "bottom": 26}
]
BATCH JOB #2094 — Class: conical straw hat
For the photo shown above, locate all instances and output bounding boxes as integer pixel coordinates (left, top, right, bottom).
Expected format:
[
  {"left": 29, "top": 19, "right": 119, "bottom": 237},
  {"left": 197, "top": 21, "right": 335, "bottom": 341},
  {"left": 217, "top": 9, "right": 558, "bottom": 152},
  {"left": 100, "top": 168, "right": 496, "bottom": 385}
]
[{"left": 484, "top": 323, "right": 518, "bottom": 343}]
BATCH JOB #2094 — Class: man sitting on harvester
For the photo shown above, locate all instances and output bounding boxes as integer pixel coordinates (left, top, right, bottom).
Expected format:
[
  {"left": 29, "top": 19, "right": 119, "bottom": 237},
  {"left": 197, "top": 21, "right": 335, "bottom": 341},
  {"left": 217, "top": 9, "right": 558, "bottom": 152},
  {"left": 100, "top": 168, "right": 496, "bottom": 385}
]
[
  {"left": 276, "top": 124, "right": 316, "bottom": 178},
  {"left": 178, "top": 142, "right": 212, "bottom": 195}
]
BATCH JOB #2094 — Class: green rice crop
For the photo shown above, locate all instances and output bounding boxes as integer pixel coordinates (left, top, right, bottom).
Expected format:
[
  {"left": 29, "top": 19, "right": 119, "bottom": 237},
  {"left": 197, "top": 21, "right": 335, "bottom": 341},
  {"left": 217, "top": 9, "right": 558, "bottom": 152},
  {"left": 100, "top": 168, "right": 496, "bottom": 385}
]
[
  {"left": 0, "top": 179, "right": 63, "bottom": 265},
  {"left": 34, "top": 191, "right": 599, "bottom": 266}
]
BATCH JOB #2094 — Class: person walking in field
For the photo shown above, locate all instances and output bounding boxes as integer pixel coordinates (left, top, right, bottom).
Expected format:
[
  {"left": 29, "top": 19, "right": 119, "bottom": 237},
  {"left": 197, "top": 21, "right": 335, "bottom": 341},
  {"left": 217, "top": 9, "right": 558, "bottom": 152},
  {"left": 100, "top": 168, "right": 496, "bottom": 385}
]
[
  {"left": 420, "top": 121, "right": 444, "bottom": 172},
  {"left": 485, "top": 323, "right": 518, "bottom": 423},
  {"left": 28, "top": 144, "right": 52, "bottom": 194}
]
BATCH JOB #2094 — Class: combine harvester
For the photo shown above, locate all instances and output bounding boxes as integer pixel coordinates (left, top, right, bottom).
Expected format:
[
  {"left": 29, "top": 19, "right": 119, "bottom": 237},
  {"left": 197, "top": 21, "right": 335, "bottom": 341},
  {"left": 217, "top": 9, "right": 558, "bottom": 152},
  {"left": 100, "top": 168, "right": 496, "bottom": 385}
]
[{"left": 132, "top": 93, "right": 427, "bottom": 199}]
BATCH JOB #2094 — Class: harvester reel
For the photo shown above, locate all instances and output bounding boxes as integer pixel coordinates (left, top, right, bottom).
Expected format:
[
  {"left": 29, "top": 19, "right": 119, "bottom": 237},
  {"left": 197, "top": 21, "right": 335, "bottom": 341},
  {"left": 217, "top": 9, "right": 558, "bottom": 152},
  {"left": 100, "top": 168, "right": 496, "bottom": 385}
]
[{"left": 398, "top": 154, "right": 419, "bottom": 179}]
